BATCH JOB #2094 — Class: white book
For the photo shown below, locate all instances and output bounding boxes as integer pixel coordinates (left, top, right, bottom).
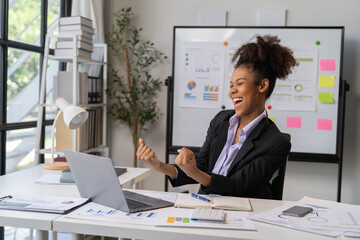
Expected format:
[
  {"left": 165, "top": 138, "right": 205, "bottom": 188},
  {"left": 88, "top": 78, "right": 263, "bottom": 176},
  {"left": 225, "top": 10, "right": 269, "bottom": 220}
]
[
  {"left": 174, "top": 194, "right": 253, "bottom": 211},
  {"left": 58, "top": 30, "right": 93, "bottom": 40},
  {"left": 57, "top": 35, "right": 92, "bottom": 44},
  {"left": 60, "top": 24, "right": 94, "bottom": 34},
  {"left": 56, "top": 40, "right": 93, "bottom": 52},
  {"left": 59, "top": 16, "right": 92, "bottom": 28},
  {"left": 54, "top": 48, "right": 92, "bottom": 59}
]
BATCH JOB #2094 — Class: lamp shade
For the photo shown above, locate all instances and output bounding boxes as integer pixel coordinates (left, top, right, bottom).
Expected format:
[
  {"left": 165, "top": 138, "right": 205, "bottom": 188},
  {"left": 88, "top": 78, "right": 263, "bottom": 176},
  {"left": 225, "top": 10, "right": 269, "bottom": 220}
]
[
  {"left": 44, "top": 97, "right": 89, "bottom": 170},
  {"left": 55, "top": 97, "right": 88, "bottom": 129}
]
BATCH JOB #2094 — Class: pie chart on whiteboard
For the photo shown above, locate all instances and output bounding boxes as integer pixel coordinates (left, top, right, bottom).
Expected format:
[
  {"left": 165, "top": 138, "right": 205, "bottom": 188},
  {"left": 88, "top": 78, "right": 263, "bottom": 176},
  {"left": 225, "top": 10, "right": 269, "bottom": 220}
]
[{"left": 187, "top": 81, "right": 196, "bottom": 90}]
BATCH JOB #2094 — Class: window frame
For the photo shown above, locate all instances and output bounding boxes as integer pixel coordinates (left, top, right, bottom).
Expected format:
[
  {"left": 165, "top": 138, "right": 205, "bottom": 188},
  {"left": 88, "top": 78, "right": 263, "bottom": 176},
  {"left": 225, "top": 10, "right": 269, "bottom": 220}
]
[
  {"left": 0, "top": 0, "right": 71, "bottom": 176},
  {"left": 0, "top": 1, "right": 70, "bottom": 239}
]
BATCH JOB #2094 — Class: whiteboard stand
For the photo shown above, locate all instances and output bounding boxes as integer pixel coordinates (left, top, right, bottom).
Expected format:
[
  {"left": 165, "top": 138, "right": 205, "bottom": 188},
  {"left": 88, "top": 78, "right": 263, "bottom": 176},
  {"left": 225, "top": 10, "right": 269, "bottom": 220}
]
[
  {"left": 164, "top": 75, "right": 173, "bottom": 192},
  {"left": 336, "top": 79, "right": 350, "bottom": 202}
]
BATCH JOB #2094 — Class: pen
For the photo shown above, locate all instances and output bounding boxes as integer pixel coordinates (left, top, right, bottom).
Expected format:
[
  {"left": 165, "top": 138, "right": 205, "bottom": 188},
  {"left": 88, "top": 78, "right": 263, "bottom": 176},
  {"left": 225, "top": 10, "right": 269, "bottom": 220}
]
[{"left": 191, "top": 193, "right": 213, "bottom": 204}]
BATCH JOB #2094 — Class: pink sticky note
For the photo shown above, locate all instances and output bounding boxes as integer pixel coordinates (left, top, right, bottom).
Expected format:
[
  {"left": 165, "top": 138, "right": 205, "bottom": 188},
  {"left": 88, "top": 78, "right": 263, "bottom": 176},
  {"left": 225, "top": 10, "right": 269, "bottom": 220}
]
[
  {"left": 320, "top": 59, "right": 336, "bottom": 71},
  {"left": 317, "top": 118, "right": 332, "bottom": 131},
  {"left": 286, "top": 117, "right": 301, "bottom": 128}
]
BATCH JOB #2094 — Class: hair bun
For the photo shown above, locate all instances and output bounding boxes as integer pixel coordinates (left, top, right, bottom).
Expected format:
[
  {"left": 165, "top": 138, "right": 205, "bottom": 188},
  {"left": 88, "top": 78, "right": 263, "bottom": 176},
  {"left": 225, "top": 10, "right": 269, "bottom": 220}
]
[{"left": 231, "top": 35, "right": 296, "bottom": 98}]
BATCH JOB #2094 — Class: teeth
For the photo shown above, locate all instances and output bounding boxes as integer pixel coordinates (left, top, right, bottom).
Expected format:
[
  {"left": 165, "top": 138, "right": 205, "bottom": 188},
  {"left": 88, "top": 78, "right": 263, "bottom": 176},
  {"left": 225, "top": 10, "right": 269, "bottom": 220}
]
[{"left": 233, "top": 98, "right": 243, "bottom": 103}]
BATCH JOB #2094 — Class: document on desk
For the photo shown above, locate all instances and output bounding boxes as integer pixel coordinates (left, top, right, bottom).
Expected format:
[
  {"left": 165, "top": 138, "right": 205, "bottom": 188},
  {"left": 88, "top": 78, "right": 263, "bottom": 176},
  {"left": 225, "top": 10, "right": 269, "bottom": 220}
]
[
  {"left": 251, "top": 204, "right": 344, "bottom": 237},
  {"left": 287, "top": 196, "right": 360, "bottom": 232},
  {"left": 66, "top": 202, "right": 162, "bottom": 225},
  {"left": 155, "top": 207, "right": 255, "bottom": 230},
  {"left": 34, "top": 174, "right": 75, "bottom": 185},
  {"left": 250, "top": 196, "right": 360, "bottom": 237},
  {"left": 0, "top": 194, "right": 89, "bottom": 214},
  {"left": 66, "top": 201, "right": 255, "bottom": 230},
  {"left": 65, "top": 191, "right": 177, "bottom": 225}
]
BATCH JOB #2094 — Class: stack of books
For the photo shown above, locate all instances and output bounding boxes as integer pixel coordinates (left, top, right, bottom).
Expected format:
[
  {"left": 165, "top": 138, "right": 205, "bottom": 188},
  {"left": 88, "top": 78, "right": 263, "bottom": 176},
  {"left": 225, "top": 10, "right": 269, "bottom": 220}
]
[{"left": 54, "top": 16, "right": 94, "bottom": 59}]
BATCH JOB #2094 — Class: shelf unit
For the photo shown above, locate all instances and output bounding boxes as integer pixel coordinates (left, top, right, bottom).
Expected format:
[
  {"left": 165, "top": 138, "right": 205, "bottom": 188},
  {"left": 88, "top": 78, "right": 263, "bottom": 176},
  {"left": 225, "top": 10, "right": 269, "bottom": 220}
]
[{"left": 35, "top": 34, "right": 108, "bottom": 163}]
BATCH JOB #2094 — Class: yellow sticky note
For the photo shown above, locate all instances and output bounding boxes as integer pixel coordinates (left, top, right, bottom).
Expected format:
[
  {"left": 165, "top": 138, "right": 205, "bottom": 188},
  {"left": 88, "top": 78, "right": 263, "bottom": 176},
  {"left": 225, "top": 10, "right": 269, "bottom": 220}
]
[
  {"left": 318, "top": 92, "right": 334, "bottom": 103},
  {"left": 319, "top": 76, "right": 335, "bottom": 87},
  {"left": 268, "top": 117, "right": 275, "bottom": 122}
]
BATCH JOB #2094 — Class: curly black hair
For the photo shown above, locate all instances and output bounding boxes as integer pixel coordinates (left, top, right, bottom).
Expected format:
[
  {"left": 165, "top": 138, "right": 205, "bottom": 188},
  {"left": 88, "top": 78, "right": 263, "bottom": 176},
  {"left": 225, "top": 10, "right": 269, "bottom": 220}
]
[{"left": 232, "top": 35, "right": 296, "bottom": 99}]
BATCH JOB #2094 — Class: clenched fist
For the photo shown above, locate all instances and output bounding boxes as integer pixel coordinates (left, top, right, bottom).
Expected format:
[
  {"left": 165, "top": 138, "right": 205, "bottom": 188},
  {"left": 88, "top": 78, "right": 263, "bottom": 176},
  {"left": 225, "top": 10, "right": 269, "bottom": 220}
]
[
  {"left": 175, "top": 147, "right": 198, "bottom": 178},
  {"left": 137, "top": 139, "right": 161, "bottom": 171}
]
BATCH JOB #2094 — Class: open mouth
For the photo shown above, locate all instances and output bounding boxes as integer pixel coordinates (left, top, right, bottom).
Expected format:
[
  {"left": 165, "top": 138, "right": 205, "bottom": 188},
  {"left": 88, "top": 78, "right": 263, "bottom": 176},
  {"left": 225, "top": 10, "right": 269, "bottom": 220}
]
[{"left": 232, "top": 97, "right": 243, "bottom": 107}]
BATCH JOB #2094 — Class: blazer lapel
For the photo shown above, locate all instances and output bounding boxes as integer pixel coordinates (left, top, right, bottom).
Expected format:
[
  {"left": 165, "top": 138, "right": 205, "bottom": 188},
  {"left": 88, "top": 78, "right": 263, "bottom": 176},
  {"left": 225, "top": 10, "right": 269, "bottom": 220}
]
[
  {"left": 210, "top": 120, "right": 229, "bottom": 171},
  {"left": 226, "top": 118, "right": 268, "bottom": 175}
]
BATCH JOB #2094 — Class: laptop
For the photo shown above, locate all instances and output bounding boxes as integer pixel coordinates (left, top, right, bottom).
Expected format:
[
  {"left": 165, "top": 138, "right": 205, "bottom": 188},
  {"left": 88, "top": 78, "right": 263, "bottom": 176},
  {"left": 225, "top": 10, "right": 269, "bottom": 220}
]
[
  {"left": 64, "top": 150, "right": 174, "bottom": 213},
  {"left": 60, "top": 167, "right": 126, "bottom": 183}
]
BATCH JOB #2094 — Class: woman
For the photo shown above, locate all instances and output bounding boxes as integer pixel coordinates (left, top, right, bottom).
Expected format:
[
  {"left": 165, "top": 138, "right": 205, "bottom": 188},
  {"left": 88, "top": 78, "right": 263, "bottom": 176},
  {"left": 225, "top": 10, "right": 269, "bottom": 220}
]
[{"left": 137, "top": 35, "right": 296, "bottom": 199}]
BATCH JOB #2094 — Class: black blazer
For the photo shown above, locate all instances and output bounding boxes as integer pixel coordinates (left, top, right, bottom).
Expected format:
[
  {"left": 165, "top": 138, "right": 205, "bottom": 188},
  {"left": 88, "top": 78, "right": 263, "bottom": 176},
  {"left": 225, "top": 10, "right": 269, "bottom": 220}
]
[{"left": 168, "top": 110, "right": 291, "bottom": 199}]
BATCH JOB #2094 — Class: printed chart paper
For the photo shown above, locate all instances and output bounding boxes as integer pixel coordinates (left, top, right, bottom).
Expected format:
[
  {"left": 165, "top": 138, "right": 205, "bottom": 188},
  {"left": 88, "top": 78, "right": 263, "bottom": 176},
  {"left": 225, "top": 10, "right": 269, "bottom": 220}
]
[
  {"left": 66, "top": 202, "right": 161, "bottom": 225},
  {"left": 267, "top": 41, "right": 318, "bottom": 111},
  {"left": 0, "top": 194, "right": 88, "bottom": 214},
  {"left": 179, "top": 42, "right": 226, "bottom": 109},
  {"left": 251, "top": 204, "right": 343, "bottom": 237},
  {"left": 288, "top": 196, "right": 360, "bottom": 232},
  {"left": 66, "top": 202, "right": 255, "bottom": 230},
  {"left": 251, "top": 196, "right": 360, "bottom": 237},
  {"left": 156, "top": 207, "right": 255, "bottom": 230}
]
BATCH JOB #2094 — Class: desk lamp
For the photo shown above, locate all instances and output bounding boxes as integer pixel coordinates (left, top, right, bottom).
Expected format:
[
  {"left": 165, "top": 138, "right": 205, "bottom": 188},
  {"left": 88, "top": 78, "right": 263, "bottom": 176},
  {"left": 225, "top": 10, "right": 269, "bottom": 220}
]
[{"left": 44, "top": 97, "right": 89, "bottom": 170}]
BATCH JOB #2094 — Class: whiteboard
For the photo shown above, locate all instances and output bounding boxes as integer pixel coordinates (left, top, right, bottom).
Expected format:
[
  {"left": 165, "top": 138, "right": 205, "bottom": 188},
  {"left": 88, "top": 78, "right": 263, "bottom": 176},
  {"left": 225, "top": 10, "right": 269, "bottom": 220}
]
[{"left": 170, "top": 27, "right": 344, "bottom": 155}]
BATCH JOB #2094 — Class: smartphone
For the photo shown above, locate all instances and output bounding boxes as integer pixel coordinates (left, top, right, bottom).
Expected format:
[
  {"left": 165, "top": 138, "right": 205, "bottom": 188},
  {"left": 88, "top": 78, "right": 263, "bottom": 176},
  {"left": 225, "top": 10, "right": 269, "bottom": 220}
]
[{"left": 282, "top": 206, "right": 313, "bottom": 217}]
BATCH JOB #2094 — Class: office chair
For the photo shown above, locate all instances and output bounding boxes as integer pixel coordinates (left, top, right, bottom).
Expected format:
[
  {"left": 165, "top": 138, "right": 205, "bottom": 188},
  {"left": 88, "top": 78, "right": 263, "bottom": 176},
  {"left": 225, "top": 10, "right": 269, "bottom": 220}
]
[{"left": 270, "top": 133, "right": 291, "bottom": 200}]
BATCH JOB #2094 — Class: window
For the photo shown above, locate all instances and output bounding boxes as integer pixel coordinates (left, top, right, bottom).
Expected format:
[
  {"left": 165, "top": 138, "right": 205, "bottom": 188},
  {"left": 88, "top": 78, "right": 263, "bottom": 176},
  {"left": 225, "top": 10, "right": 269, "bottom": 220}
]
[
  {"left": 0, "top": 0, "right": 71, "bottom": 175},
  {"left": 1, "top": 1, "right": 71, "bottom": 238}
]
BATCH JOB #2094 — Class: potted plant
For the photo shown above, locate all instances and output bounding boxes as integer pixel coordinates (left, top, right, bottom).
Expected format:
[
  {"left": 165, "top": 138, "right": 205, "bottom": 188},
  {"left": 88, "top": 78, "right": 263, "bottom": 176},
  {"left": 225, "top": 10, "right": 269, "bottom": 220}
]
[{"left": 106, "top": 7, "right": 165, "bottom": 167}]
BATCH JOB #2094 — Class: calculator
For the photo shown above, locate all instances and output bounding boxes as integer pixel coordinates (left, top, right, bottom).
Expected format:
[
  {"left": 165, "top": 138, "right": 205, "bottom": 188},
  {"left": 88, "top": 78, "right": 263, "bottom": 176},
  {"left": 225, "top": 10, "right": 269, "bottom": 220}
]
[{"left": 191, "top": 207, "right": 225, "bottom": 221}]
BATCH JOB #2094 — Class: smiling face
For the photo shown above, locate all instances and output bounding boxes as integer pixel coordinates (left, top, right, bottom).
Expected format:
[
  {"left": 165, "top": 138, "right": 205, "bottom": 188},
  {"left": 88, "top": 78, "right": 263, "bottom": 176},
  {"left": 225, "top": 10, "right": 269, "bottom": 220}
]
[{"left": 228, "top": 65, "right": 269, "bottom": 125}]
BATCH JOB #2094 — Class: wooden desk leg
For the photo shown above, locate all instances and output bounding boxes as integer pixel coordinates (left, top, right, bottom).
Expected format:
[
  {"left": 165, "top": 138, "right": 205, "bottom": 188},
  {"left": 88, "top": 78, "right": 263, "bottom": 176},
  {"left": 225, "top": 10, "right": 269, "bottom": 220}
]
[{"left": 36, "top": 230, "right": 48, "bottom": 240}]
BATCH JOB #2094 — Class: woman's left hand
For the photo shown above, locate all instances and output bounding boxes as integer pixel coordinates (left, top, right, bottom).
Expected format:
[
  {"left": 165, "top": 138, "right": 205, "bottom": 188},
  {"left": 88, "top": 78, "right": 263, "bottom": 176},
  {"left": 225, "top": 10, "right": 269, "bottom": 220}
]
[{"left": 175, "top": 147, "right": 198, "bottom": 177}]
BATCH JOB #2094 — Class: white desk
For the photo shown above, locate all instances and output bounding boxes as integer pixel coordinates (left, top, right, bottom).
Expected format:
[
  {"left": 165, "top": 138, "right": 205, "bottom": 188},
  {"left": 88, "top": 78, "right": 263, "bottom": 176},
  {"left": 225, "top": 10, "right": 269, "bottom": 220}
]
[
  {"left": 0, "top": 167, "right": 347, "bottom": 240},
  {"left": 0, "top": 164, "right": 150, "bottom": 240},
  {"left": 52, "top": 191, "right": 344, "bottom": 240}
]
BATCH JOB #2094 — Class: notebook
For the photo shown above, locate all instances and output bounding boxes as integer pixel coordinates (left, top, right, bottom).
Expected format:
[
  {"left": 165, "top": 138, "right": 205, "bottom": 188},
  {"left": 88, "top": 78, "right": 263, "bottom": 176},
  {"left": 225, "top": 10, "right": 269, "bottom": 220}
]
[
  {"left": 64, "top": 150, "right": 174, "bottom": 213},
  {"left": 174, "top": 194, "right": 253, "bottom": 211}
]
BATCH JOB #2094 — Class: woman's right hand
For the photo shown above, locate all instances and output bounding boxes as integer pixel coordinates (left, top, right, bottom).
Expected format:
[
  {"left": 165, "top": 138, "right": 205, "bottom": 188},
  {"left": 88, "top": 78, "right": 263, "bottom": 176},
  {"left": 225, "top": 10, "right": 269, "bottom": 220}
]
[{"left": 137, "top": 139, "right": 161, "bottom": 171}]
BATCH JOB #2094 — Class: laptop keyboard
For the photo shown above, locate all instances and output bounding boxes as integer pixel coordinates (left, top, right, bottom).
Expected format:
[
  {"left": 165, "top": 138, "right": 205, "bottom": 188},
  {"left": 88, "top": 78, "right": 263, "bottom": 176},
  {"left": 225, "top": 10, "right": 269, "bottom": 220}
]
[{"left": 126, "top": 198, "right": 152, "bottom": 210}]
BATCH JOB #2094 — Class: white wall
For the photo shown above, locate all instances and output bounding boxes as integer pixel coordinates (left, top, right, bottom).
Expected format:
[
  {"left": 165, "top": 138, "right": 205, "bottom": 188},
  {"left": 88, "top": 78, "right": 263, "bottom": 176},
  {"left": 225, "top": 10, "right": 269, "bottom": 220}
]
[{"left": 104, "top": 0, "right": 360, "bottom": 204}]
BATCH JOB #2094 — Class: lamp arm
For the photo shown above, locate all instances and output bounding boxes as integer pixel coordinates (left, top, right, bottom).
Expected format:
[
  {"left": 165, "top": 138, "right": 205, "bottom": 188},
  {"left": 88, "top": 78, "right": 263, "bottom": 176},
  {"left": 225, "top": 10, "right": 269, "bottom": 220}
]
[{"left": 51, "top": 110, "right": 63, "bottom": 163}]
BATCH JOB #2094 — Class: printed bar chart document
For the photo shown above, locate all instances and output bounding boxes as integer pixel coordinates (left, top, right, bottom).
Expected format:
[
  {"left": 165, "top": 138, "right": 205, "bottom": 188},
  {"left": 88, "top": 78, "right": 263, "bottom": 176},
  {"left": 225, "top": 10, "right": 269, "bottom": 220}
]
[
  {"left": 0, "top": 194, "right": 89, "bottom": 214},
  {"left": 250, "top": 196, "right": 360, "bottom": 237},
  {"left": 65, "top": 202, "right": 256, "bottom": 231}
]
